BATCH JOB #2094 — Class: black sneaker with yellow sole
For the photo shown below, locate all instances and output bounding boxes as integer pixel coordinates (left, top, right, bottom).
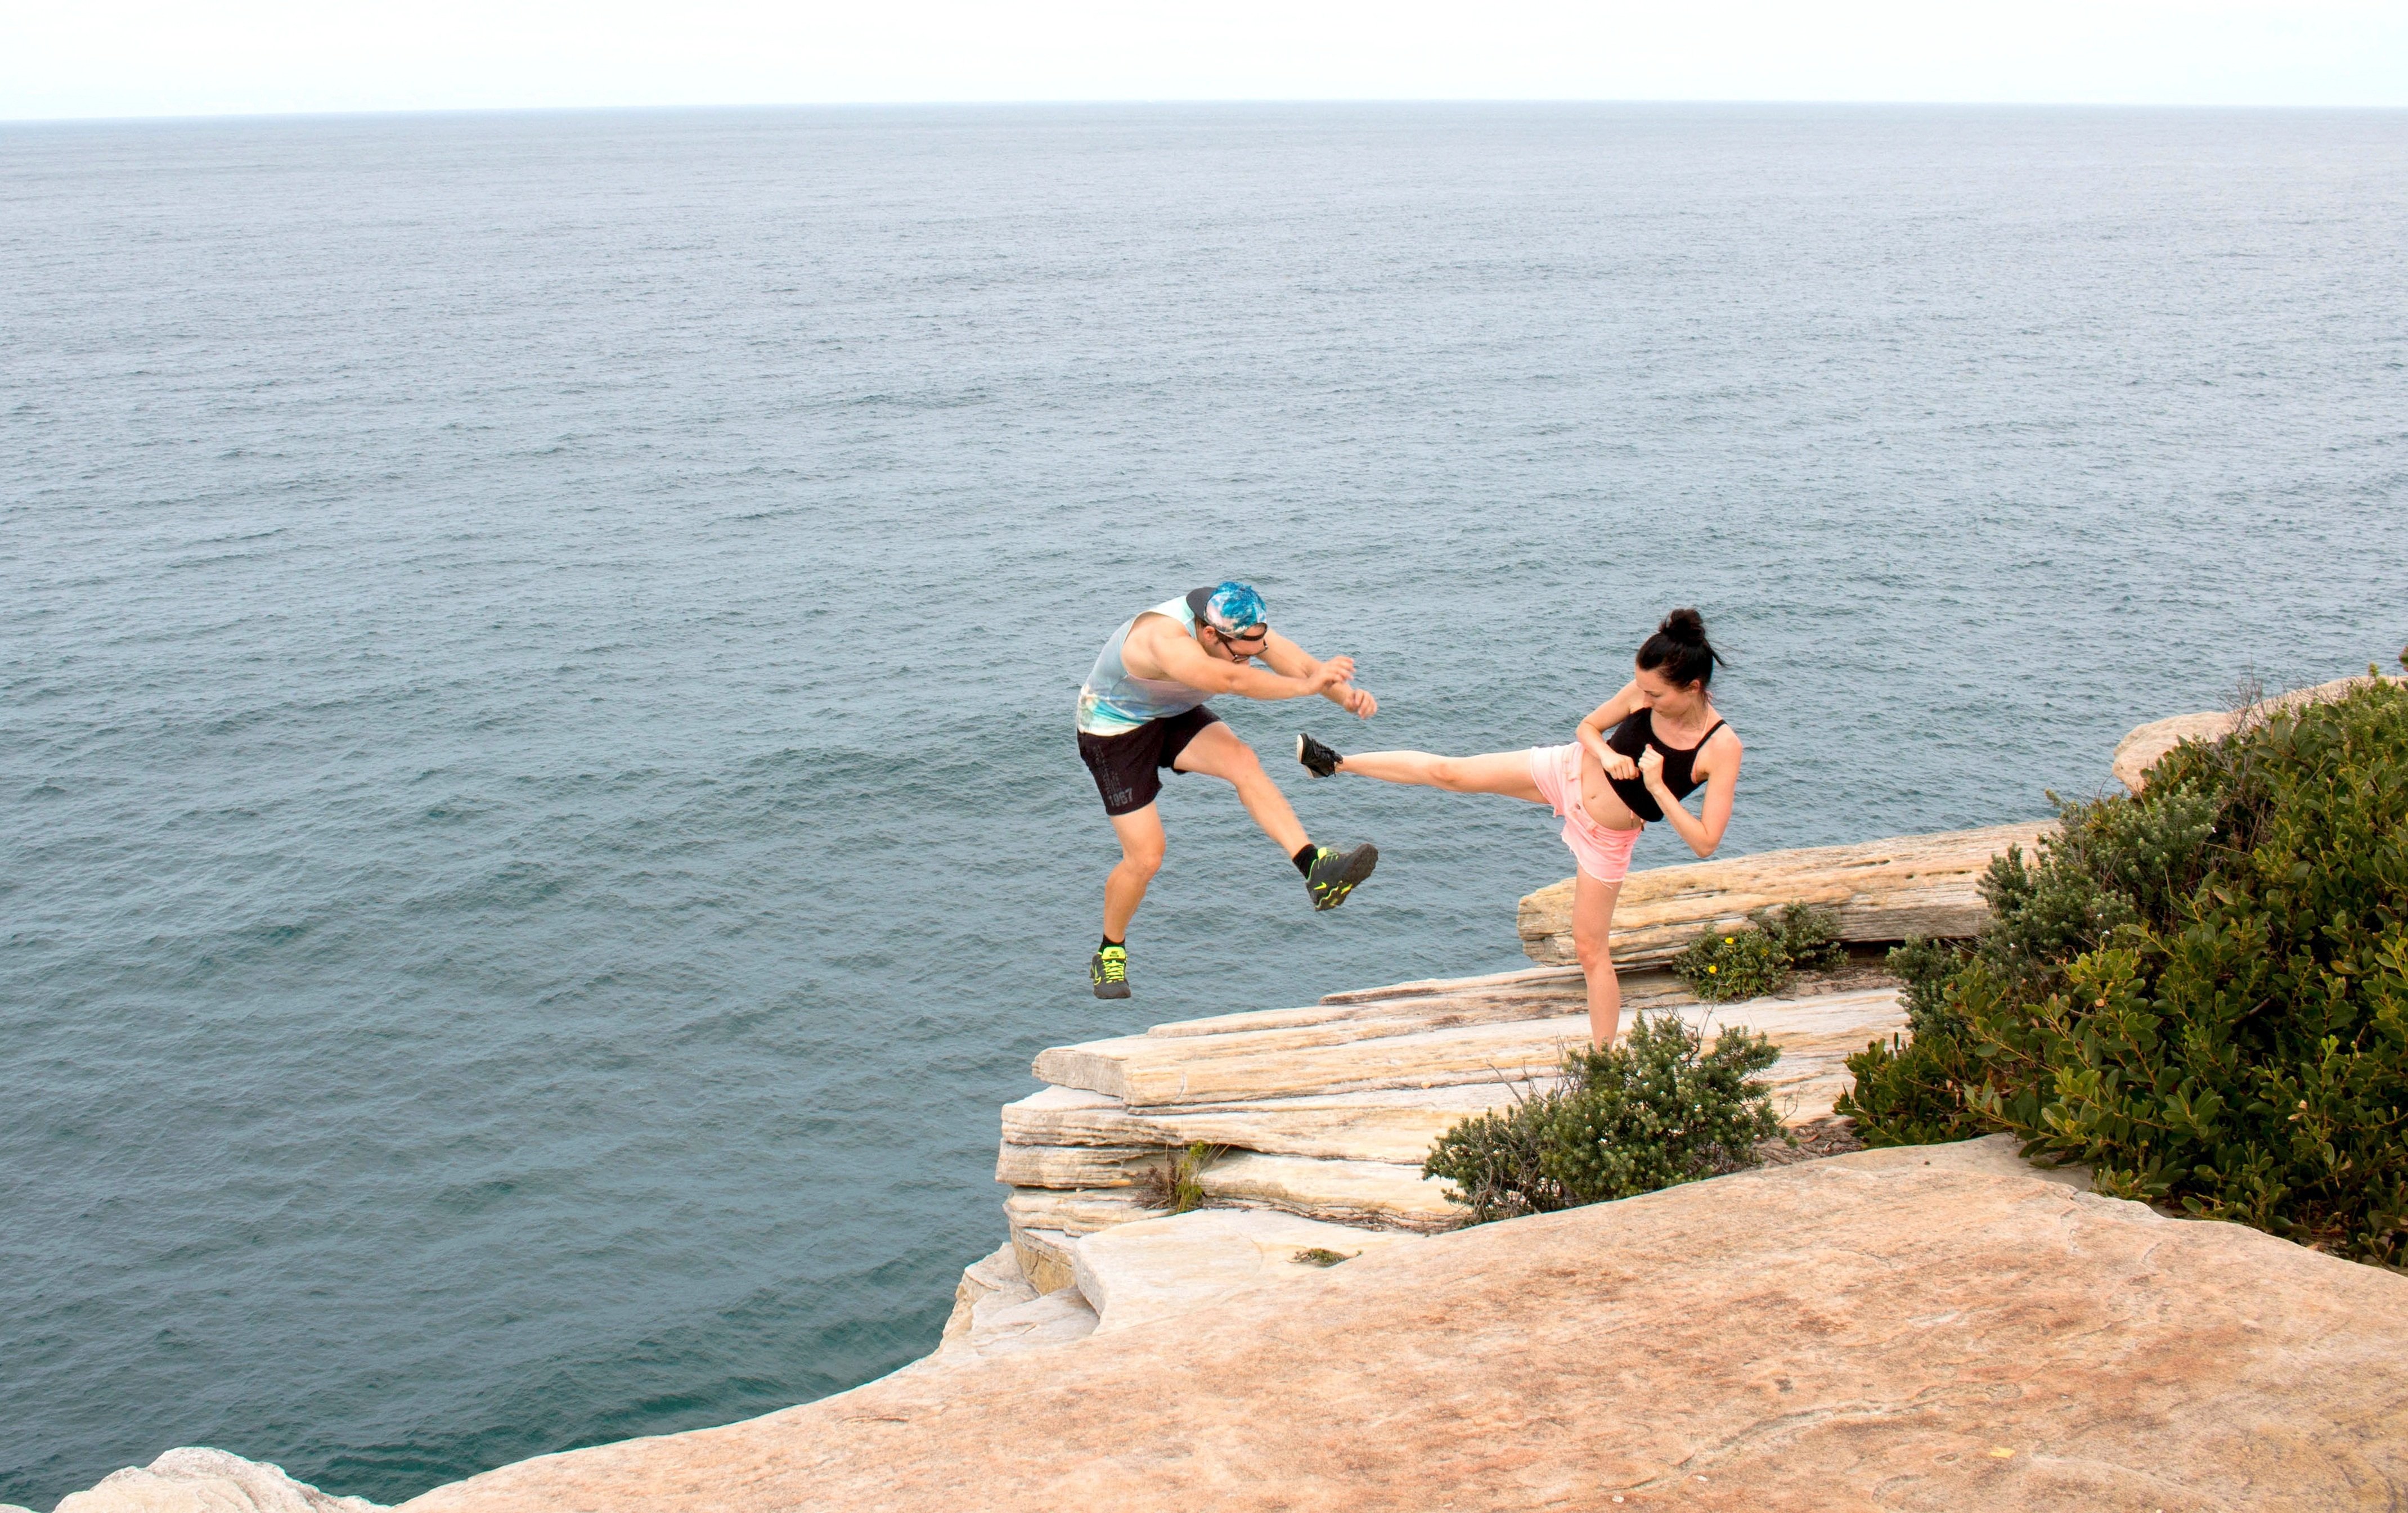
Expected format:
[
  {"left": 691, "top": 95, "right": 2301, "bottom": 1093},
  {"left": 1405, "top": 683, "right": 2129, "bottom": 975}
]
[
  {"left": 1304, "top": 843, "right": 1378, "bottom": 911},
  {"left": 1090, "top": 944, "right": 1131, "bottom": 998}
]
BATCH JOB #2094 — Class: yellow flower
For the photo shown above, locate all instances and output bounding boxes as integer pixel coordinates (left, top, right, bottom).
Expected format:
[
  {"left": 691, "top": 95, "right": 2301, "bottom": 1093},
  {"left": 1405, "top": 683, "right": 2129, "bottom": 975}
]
[{"left": 1706, "top": 965, "right": 1718, "bottom": 974}]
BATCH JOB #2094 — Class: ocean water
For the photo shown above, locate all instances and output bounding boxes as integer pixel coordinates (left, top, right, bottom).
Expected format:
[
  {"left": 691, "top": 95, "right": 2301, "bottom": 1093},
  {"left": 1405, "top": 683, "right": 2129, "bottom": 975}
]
[{"left": 3, "top": 103, "right": 2403, "bottom": 1508}]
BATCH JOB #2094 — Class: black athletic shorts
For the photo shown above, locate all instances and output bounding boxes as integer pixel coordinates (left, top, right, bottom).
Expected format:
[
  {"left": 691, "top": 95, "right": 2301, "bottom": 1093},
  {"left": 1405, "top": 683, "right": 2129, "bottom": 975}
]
[{"left": 1077, "top": 706, "right": 1223, "bottom": 816}]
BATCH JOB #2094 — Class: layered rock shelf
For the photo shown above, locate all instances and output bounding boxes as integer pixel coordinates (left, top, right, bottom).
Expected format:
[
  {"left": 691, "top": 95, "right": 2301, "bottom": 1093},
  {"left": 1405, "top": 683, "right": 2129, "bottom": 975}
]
[{"left": 992, "top": 963, "right": 1924, "bottom": 1296}]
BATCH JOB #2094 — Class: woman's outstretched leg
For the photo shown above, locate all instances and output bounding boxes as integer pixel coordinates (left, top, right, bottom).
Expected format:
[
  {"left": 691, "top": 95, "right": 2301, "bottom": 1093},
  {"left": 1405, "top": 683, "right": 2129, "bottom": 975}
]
[
  {"left": 1318, "top": 746, "right": 1545, "bottom": 803},
  {"left": 1571, "top": 869, "right": 1625, "bottom": 1046}
]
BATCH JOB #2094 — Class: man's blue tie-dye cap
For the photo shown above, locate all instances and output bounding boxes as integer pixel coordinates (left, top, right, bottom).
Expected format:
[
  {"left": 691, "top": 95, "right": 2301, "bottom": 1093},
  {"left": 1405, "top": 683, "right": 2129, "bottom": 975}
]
[{"left": 1201, "top": 581, "right": 1268, "bottom": 637}]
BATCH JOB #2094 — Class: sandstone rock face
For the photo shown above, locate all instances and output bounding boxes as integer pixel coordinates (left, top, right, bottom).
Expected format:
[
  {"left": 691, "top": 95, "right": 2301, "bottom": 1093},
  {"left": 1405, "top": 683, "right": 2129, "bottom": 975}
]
[
  {"left": 396, "top": 1137, "right": 2408, "bottom": 1513},
  {"left": 1518, "top": 821, "right": 2055, "bottom": 969},
  {"left": 1007, "top": 1223, "right": 1080, "bottom": 1295},
  {"left": 942, "top": 1287, "right": 1098, "bottom": 1361},
  {"left": 1072, "top": 1208, "right": 1423, "bottom": 1334},
  {"left": 1000, "top": 1080, "right": 1523, "bottom": 1165},
  {"left": 53, "top": 1449, "right": 383, "bottom": 1513},
  {"left": 937, "top": 1242, "right": 1035, "bottom": 1349},
  {"left": 2110, "top": 709, "right": 2234, "bottom": 791},
  {"left": 2110, "top": 673, "right": 2401, "bottom": 791},
  {"left": 931, "top": 1243, "right": 1115, "bottom": 1369},
  {"left": 1195, "top": 1151, "right": 1459, "bottom": 1227}
]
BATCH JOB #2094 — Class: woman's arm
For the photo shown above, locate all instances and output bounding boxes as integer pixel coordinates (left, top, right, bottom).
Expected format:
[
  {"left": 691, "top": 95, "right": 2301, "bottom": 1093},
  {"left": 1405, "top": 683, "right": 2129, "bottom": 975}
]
[
  {"left": 1639, "top": 731, "right": 1742, "bottom": 858},
  {"left": 1576, "top": 682, "right": 1646, "bottom": 778}
]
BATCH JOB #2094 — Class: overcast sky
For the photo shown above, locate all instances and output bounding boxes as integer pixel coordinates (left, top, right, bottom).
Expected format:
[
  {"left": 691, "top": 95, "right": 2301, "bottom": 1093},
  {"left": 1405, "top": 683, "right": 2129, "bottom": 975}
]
[{"left": 5, "top": 1, "right": 2405, "bottom": 120}]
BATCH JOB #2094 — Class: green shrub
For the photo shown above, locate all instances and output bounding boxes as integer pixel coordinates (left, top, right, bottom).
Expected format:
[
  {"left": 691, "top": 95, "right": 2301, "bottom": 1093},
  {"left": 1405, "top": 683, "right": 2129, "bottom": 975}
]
[
  {"left": 1423, "top": 1083, "right": 1559, "bottom": 1224},
  {"left": 1886, "top": 934, "right": 1967, "bottom": 1039},
  {"left": 1832, "top": 1029, "right": 1990, "bottom": 1147},
  {"left": 1833, "top": 935, "right": 1991, "bottom": 1146},
  {"left": 1425, "top": 1013, "right": 1785, "bottom": 1224},
  {"left": 1672, "top": 903, "right": 1847, "bottom": 1001},
  {"left": 1838, "top": 676, "right": 2408, "bottom": 1266}
]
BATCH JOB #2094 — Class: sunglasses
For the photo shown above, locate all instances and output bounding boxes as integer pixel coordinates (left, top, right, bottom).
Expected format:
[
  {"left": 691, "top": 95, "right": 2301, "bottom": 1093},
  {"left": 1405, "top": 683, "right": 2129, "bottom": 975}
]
[{"left": 1214, "top": 625, "right": 1269, "bottom": 651}]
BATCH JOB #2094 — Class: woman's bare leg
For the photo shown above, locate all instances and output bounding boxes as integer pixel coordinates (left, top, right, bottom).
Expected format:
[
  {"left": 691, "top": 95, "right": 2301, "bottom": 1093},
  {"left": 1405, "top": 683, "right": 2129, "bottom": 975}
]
[
  {"left": 1336, "top": 749, "right": 1545, "bottom": 803},
  {"left": 1571, "top": 870, "right": 1625, "bottom": 1046}
]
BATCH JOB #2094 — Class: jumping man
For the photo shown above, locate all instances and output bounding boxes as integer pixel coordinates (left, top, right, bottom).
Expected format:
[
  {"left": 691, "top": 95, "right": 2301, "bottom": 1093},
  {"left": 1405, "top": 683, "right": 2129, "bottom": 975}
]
[{"left": 1076, "top": 582, "right": 1381, "bottom": 998}]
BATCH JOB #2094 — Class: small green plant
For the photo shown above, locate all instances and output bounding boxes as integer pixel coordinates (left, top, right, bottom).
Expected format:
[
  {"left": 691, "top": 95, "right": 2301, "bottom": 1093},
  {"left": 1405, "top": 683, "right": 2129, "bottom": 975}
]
[
  {"left": 1292, "top": 1248, "right": 1358, "bottom": 1267},
  {"left": 1672, "top": 904, "right": 1847, "bottom": 1002},
  {"left": 1424, "top": 1013, "right": 1786, "bottom": 1224},
  {"left": 1140, "top": 1142, "right": 1223, "bottom": 1214}
]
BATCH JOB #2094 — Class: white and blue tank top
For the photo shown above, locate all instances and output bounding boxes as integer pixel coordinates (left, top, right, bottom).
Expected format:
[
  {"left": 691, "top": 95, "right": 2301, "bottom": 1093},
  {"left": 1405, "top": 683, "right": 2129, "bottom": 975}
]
[{"left": 1076, "top": 589, "right": 1216, "bottom": 736}]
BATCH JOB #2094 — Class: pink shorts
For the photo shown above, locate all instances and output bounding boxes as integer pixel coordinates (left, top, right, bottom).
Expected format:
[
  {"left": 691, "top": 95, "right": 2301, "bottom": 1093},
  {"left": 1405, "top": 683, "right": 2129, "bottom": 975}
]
[{"left": 1528, "top": 743, "right": 1642, "bottom": 882}]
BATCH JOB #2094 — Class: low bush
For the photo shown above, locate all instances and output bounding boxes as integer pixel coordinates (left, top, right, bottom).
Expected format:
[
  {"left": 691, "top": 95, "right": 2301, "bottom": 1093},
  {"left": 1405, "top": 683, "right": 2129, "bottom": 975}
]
[
  {"left": 1672, "top": 903, "right": 1847, "bottom": 1002},
  {"left": 1424, "top": 1013, "right": 1785, "bottom": 1224},
  {"left": 1838, "top": 673, "right": 2408, "bottom": 1266}
]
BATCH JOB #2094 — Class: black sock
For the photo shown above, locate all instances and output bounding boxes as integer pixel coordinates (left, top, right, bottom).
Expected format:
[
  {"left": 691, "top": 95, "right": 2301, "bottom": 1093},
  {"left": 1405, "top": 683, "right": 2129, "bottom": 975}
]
[
  {"left": 1292, "top": 844, "right": 1318, "bottom": 877},
  {"left": 1100, "top": 935, "right": 1124, "bottom": 952}
]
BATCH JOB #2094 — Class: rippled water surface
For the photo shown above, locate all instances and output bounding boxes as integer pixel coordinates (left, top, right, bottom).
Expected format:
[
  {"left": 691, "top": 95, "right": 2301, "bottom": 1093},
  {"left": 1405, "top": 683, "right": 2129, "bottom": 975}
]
[{"left": 5, "top": 105, "right": 2404, "bottom": 1508}]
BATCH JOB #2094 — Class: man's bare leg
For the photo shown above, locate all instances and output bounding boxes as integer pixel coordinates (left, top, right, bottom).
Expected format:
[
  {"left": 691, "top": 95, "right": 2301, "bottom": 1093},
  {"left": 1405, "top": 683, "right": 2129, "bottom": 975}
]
[
  {"left": 1103, "top": 804, "right": 1167, "bottom": 942},
  {"left": 1170, "top": 722, "right": 1309, "bottom": 855},
  {"left": 1571, "top": 869, "right": 1625, "bottom": 1046},
  {"left": 1333, "top": 748, "right": 1544, "bottom": 802}
]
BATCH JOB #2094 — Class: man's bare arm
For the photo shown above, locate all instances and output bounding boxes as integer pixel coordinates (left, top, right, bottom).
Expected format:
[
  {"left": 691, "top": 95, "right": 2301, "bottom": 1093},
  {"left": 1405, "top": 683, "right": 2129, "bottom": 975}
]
[
  {"left": 1258, "top": 632, "right": 1378, "bottom": 717},
  {"left": 1139, "top": 619, "right": 1347, "bottom": 701},
  {"left": 1254, "top": 631, "right": 1320, "bottom": 680}
]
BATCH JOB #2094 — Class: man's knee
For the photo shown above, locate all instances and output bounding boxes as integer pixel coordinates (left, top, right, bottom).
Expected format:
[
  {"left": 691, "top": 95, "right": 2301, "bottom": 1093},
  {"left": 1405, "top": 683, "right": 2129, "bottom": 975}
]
[
  {"left": 1120, "top": 838, "right": 1166, "bottom": 875},
  {"left": 1213, "top": 741, "right": 1266, "bottom": 783}
]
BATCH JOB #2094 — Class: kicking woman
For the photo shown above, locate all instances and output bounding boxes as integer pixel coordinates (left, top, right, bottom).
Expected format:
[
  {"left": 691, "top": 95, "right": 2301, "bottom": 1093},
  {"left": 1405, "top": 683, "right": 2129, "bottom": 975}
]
[{"left": 1293, "top": 609, "right": 1740, "bottom": 1047}]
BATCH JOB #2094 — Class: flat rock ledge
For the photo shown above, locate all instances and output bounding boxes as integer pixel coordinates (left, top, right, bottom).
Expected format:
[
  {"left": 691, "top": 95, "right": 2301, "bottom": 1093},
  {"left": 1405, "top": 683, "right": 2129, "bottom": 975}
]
[
  {"left": 394, "top": 1137, "right": 2408, "bottom": 1512},
  {"left": 1517, "top": 821, "right": 2055, "bottom": 970}
]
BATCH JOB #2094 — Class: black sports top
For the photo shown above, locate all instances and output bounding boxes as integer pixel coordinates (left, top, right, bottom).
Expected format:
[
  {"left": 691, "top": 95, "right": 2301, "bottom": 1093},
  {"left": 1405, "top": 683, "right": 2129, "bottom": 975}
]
[{"left": 1605, "top": 708, "right": 1726, "bottom": 822}]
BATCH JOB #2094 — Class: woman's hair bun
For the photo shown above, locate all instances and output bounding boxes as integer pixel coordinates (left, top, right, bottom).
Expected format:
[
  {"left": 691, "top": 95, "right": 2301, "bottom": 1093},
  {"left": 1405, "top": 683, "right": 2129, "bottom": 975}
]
[{"left": 1635, "top": 607, "right": 1722, "bottom": 688}]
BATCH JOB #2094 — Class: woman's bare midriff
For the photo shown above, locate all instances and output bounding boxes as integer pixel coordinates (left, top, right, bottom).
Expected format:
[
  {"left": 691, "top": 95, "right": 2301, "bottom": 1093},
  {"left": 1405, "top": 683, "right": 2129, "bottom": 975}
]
[{"left": 1574, "top": 747, "right": 1644, "bottom": 832}]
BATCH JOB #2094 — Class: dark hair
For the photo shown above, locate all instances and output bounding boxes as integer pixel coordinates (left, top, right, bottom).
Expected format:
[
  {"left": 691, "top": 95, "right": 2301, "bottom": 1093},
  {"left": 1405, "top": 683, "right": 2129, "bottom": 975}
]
[{"left": 1635, "top": 608, "right": 1722, "bottom": 689}]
